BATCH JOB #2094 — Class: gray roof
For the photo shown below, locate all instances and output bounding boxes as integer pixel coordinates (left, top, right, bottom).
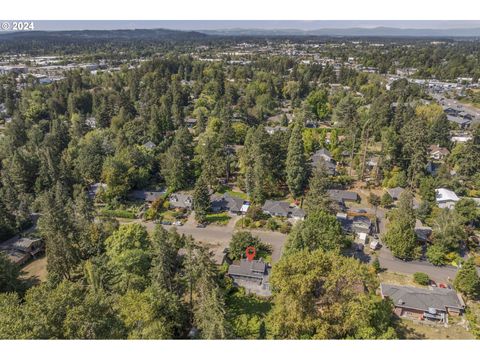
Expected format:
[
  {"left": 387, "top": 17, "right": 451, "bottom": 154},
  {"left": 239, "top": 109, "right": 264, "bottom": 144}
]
[
  {"left": 11, "top": 238, "right": 43, "bottom": 252},
  {"left": 387, "top": 187, "right": 405, "bottom": 200},
  {"left": 228, "top": 258, "right": 267, "bottom": 280},
  {"left": 262, "top": 200, "right": 291, "bottom": 217},
  {"left": 381, "top": 284, "right": 464, "bottom": 313},
  {"left": 327, "top": 189, "right": 359, "bottom": 202},
  {"left": 210, "top": 194, "right": 245, "bottom": 213},
  {"left": 130, "top": 190, "right": 165, "bottom": 202},
  {"left": 169, "top": 193, "right": 193, "bottom": 209},
  {"left": 143, "top": 141, "right": 156, "bottom": 149}
]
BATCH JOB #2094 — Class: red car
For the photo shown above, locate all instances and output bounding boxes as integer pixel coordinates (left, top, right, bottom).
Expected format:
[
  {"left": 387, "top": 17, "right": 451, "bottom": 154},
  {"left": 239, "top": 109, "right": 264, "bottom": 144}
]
[{"left": 439, "top": 283, "right": 447, "bottom": 289}]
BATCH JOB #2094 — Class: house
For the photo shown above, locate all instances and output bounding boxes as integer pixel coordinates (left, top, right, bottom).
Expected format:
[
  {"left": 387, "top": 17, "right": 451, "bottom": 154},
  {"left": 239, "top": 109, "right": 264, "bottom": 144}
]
[
  {"left": 262, "top": 200, "right": 305, "bottom": 220},
  {"left": 228, "top": 258, "right": 271, "bottom": 297},
  {"left": 380, "top": 284, "right": 465, "bottom": 323},
  {"left": 184, "top": 118, "right": 197, "bottom": 128},
  {"left": 327, "top": 190, "right": 359, "bottom": 207},
  {"left": 87, "top": 182, "right": 107, "bottom": 199},
  {"left": 312, "top": 148, "right": 336, "bottom": 175},
  {"left": 386, "top": 187, "right": 405, "bottom": 201},
  {"left": 11, "top": 238, "right": 44, "bottom": 257},
  {"left": 129, "top": 190, "right": 165, "bottom": 203},
  {"left": 435, "top": 188, "right": 460, "bottom": 209},
  {"left": 169, "top": 193, "right": 193, "bottom": 210},
  {"left": 143, "top": 141, "right": 156, "bottom": 150},
  {"left": 429, "top": 145, "right": 450, "bottom": 160},
  {"left": 210, "top": 194, "right": 250, "bottom": 214},
  {"left": 352, "top": 215, "right": 372, "bottom": 236},
  {"left": 415, "top": 219, "right": 432, "bottom": 242},
  {"left": 447, "top": 115, "right": 471, "bottom": 129},
  {"left": 265, "top": 126, "right": 287, "bottom": 135},
  {"left": 1, "top": 249, "right": 30, "bottom": 266},
  {"left": 85, "top": 117, "right": 96, "bottom": 128}
]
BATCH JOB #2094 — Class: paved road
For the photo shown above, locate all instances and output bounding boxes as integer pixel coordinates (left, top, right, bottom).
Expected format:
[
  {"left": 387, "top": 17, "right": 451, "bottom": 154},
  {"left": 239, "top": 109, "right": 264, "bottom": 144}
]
[{"left": 376, "top": 247, "right": 459, "bottom": 283}]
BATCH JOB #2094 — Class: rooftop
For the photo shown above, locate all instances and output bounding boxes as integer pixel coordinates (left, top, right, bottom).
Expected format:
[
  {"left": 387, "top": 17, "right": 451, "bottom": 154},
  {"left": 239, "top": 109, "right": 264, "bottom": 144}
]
[{"left": 380, "top": 284, "right": 464, "bottom": 313}]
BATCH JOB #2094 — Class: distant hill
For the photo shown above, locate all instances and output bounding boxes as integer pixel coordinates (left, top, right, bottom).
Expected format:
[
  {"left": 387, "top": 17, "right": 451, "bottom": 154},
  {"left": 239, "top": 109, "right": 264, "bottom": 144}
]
[
  {"left": 0, "top": 28, "right": 208, "bottom": 41},
  {"left": 200, "top": 26, "right": 480, "bottom": 37}
]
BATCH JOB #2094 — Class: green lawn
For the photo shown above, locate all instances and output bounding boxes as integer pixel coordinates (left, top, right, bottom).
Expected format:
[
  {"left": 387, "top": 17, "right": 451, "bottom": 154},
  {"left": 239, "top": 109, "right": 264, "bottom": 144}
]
[
  {"left": 226, "top": 288, "right": 272, "bottom": 339},
  {"left": 225, "top": 190, "right": 249, "bottom": 200},
  {"left": 205, "top": 212, "right": 231, "bottom": 225}
]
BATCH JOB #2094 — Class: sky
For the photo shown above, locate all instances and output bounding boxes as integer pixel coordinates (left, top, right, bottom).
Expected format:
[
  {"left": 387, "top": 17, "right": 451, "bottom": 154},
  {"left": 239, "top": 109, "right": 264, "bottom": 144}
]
[{"left": 21, "top": 20, "right": 480, "bottom": 31}]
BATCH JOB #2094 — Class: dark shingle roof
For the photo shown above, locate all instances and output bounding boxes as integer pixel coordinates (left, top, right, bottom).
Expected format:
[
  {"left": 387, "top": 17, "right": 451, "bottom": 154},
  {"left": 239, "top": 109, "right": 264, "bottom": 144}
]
[
  {"left": 327, "top": 189, "right": 359, "bottom": 202},
  {"left": 381, "top": 284, "right": 464, "bottom": 313},
  {"left": 262, "top": 200, "right": 290, "bottom": 217},
  {"left": 228, "top": 259, "right": 267, "bottom": 280}
]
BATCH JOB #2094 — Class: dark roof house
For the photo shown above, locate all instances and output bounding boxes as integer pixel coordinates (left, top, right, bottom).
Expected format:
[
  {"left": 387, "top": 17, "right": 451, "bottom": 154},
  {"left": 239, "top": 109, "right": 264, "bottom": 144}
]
[
  {"left": 380, "top": 284, "right": 465, "bottom": 323},
  {"left": 169, "top": 193, "right": 193, "bottom": 209},
  {"left": 228, "top": 258, "right": 271, "bottom": 297},
  {"left": 262, "top": 200, "right": 305, "bottom": 220},
  {"left": 210, "top": 194, "right": 249, "bottom": 214},
  {"left": 130, "top": 190, "right": 165, "bottom": 203},
  {"left": 312, "top": 149, "right": 336, "bottom": 175},
  {"left": 327, "top": 190, "right": 359, "bottom": 203}
]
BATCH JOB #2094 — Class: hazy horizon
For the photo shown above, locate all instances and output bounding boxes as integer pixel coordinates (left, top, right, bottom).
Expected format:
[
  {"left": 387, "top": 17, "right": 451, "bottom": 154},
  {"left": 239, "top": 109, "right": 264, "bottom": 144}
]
[{"left": 7, "top": 20, "right": 480, "bottom": 31}]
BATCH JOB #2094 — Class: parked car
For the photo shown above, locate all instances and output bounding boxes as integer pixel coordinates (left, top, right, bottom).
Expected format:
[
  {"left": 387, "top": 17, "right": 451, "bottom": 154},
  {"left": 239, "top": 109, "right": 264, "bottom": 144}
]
[
  {"left": 173, "top": 220, "right": 183, "bottom": 226},
  {"left": 196, "top": 223, "right": 206, "bottom": 228},
  {"left": 429, "top": 280, "right": 437, "bottom": 287},
  {"left": 161, "top": 220, "right": 172, "bottom": 225}
]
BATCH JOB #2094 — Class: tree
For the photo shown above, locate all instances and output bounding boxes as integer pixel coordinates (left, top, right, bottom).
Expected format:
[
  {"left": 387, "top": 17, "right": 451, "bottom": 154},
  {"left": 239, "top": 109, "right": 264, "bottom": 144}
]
[
  {"left": 38, "top": 182, "right": 80, "bottom": 282},
  {"left": 455, "top": 198, "right": 479, "bottom": 226},
  {"left": 63, "top": 291, "right": 125, "bottom": 339},
  {"left": 150, "top": 226, "right": 183, "bottom": 291},
  {"left": 116, "top": 286, "right": 185, "bottom": 339},
  {"left": 285, "top": 210, "right": 345, "bottom": 254},
  {"left": 303, "top": 165, "right": 335, "bottom": 214},
  {"left": 380, "top": 192, "right": 393, "bottom": 208},
  {"left": 454, "top": 258, "right": 480, "bottom": 300},
  {"left": 0, "top": 252, "right": 24, "bottom": 293},
  {"left": 193, "top": 175, "right": 210, "bottom": 224},
  {"left": 104, "top": 223, "right": 151, "bottom": 292},
  {"left": 228, "top": 231, "right": 271, "bottom": 260},
  {"left": 160, "top": 128, "right": 194, "bottom": 191},
  {"left": 268, "top": 250, "right": 397, "bottom": 339},
  {"left": 286, "top": 121, "right": 308, "bottom": 198},
  {"left": 383, "top": 191, "right": 418, "bottom": 260}
]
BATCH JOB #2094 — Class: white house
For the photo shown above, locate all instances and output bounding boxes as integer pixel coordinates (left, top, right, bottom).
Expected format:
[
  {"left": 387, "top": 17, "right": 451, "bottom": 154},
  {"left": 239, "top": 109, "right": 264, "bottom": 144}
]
[{"left": 435, "top": 188, "right": 460, "bottom": 209}]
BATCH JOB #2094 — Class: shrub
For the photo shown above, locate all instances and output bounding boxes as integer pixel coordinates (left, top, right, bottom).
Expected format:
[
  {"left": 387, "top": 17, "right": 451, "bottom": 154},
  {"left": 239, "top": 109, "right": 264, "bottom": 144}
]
[
  {"left": 372, "top": 256, "right": 381, "bottom": 273},
  {"left": 413, "top": 272, "right": 430, "bottom": 286},
  {"left": 426, "top": 244, "right": 446, "bottom": 266},
  {"left": 279, "top": 222, "right": 292, "bottom": 234},
  {"left": 266, "top": 218, "right": 279, "bottom": 231}
]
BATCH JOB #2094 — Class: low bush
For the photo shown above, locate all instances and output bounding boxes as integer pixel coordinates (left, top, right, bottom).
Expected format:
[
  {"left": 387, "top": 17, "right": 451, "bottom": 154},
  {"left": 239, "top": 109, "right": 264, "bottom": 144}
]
[{"left": 413, "top": 272, "right": 430, "bottom": 286}]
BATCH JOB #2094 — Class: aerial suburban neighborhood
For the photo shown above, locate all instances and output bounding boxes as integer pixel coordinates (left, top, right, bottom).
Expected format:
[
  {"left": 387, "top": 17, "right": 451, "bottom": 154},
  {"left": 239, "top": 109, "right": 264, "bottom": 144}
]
[{"left": 1, "top": 18, "right": 480, "bottom": 344}]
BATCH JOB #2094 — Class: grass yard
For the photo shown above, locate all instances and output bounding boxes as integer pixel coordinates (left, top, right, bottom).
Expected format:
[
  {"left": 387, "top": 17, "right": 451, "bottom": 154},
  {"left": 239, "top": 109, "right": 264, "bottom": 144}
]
[
  {"left": 225, "top": 190, "right": 248, "bottom": 200},
  {"left": 21, "top": 255, "right": 48, "bottom": 284},
  {"left": 205, "top": 212, "right": 231, "bottom": 225},
  {"left": 378, "top": 271, "right": 427, "bottom": 288},
  {"left": 399, "top": 318, "right": 474, "bottom": 339},
  {"left": 226, "top": 288, "right": 272, "bottom": 339}
]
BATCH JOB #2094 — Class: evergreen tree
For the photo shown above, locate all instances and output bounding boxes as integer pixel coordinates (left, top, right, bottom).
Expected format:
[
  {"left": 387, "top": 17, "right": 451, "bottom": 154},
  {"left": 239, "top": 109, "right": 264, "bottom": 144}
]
[
  {"left": 454, "top": 258, "right": 480, "bottom": 300},
  {"left": 286, "top": 121, "right": 308, "bottom": 198},
  {"left": 193, "top": 175, "right": 210, "bottom": 224}
]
